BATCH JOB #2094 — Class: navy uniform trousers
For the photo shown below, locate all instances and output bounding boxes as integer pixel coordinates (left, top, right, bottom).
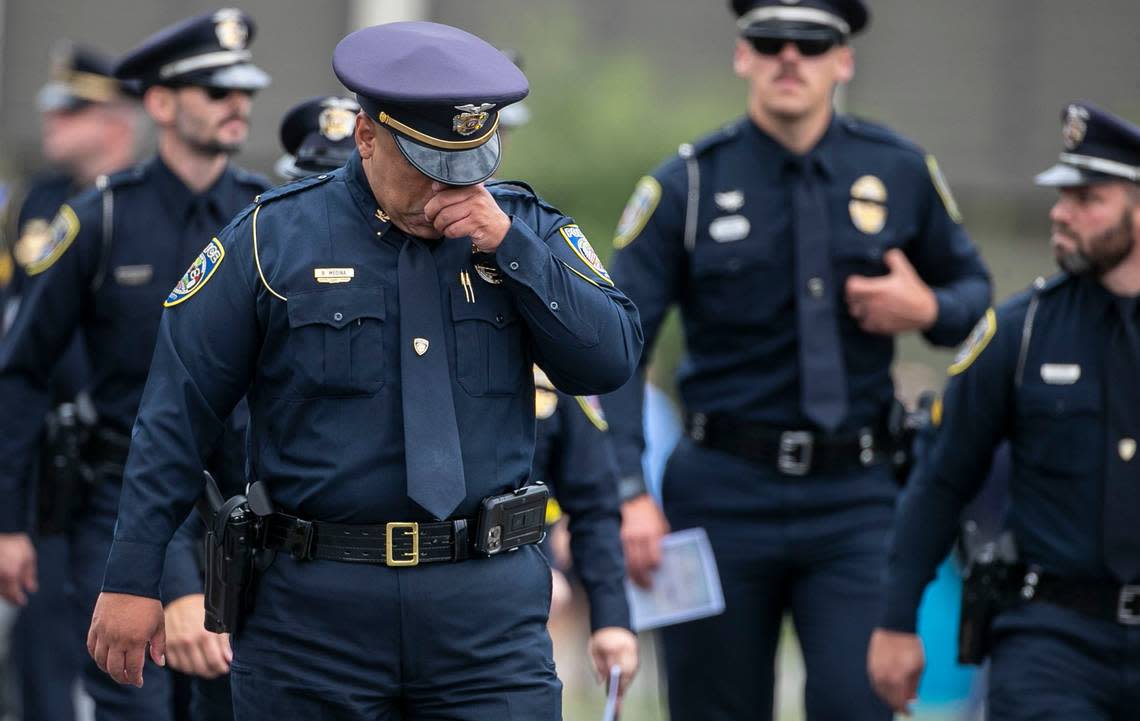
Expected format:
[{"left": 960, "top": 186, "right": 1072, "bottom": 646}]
[
  {"left": 988, "top": 602, "right": 1140, "bottom": 721},
  {"left": 229, "top": 545, "right": 559, "bottom": 721},
  {"left": 660, "top": 437, "right": 895, "bottom": 721}
]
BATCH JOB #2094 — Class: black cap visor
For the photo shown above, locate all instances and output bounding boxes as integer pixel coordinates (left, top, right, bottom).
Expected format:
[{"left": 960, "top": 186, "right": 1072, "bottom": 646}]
[
  {"left": 743, "top": 21, "right": 844, "bottom": 43},
  {"left": 168, "top": 62, "right": 270, "bottom": 91},
  {"left": 393, "top": 131, "right": 501, "bottom": 186},
  {"left": 1035, "top": 162, "right": 1120, "bottom": 188}
]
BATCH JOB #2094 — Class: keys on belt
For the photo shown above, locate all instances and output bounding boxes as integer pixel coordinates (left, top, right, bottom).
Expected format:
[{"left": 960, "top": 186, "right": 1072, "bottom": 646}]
[{"left": 685, "top": 413, "right": 883, "bottom": 476}]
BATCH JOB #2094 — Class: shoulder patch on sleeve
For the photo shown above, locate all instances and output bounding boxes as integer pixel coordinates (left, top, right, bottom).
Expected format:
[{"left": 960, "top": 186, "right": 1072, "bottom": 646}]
[
  {"left": 25, "top": 204, "right": 80, "bottom": 276},
  {"left": 560, "top": 224, "right": 612, "bottom": 285},
  {"left": 926, "top": 155, "right": 963, "bottom": 224},
  {"left": 164, "top": 238, "right": 225, "bottom": 307},
  {"left": 613, "top": 175, "right": 662, "bottom": 250},
  {"left": 948, "top": 307, "right": 997, "bottom": 376},
  {"left": 574, "top": 395, "right": 608, "bottom": 431}
]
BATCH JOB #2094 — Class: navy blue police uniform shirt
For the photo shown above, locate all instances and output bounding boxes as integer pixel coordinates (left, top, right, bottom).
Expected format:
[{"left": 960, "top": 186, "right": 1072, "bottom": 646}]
[
  {"left": 101, "top": 153, "right": 642, "bottom": 599},
  {"left": 532, "top": 370, "right": 629, "bottom": 630},
  {"left": 882, "top": 274, "right": 1118, "bottom": 631},
  {"left": 5, "top": 172, "right": 92, "bottom": 402},
  {"left": 605, "top": 115, "right": 992, "bottom": 477},
  {"left": 0, "top": 156, "right": 269, "bottom": 532}
]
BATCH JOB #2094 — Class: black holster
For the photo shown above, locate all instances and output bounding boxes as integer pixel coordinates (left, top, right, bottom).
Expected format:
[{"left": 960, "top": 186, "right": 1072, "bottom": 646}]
[
  {"left": 36, "top": 401, "right": 97, "bottom": 534},
  {"left": 957, "top": 533, "right": 1018, "bottom": 665},
  {"left": 197, "top": 472, "right": 263, "bottom": 634},
  {"left": 886, "top": 392, "right": 939, "bottom": 484}
]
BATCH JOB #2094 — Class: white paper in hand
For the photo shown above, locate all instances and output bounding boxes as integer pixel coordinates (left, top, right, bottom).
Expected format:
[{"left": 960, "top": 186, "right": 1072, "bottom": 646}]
[
  {"left": 624, "top": 527, "right": 725, "bottom": 631},
  {"left": 601, "top": 664, "right": 621, "bottom": 721}
]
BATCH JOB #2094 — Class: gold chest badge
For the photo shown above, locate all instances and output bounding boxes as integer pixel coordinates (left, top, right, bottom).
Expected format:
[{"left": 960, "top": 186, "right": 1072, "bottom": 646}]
[{"left": 848, "top": 175, "right": 888, "bottom": 235}]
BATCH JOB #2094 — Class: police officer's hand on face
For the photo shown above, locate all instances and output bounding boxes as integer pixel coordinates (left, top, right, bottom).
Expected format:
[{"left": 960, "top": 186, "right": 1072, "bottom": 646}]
[
  {"left": 163, "top": 593, "right": 231, "bottom": 678},
  {"left": 588, "top": 626, "right": 639, "bottom": 709},
  {"left": 424, "top": 181, "right": 511, "bottom": 252},
  {"left": 866, "top": 628, "right": 925, "bottom": 716},
  {"left": 0, "top": 532, "right": 38, "bottom": 605},
  {"left": 845, "top": 249, "right": 939, "bottom": 335},
  {"left": 620, "top": 495, "right": 670, "bottom": 588},
  {"left": 87, "top": 591, "right": 166, "bottom": 687}
]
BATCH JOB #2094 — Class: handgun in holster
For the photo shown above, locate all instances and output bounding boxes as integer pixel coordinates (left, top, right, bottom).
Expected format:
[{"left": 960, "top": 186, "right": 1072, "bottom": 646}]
[
  {"left": 957, "top": 529, "right": 1018, "bottom": 665},
  {"left": 886, "top": 391, "right": 940, "bottom": 484},
  {"left": 37, "top": 396, "right": 98, "bottom": 534},
  {"left": 197, "top": 471, "right": 264, "bottom": 634}
]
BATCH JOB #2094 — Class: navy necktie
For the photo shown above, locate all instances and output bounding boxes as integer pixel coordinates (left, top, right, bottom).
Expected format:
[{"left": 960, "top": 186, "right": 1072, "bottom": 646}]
[
  {"left": 1103, "top": 296, "right": 1140, "bottom": 582},
  {"left": 398, "top": 237, "right": 466, "bottom": 520},
  {"left": 791, "top": 158, "right": 848, "bottom": 432}
]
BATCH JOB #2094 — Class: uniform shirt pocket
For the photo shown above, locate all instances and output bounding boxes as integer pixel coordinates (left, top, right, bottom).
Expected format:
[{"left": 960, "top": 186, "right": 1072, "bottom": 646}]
[
  {"left": 450, "top": 285, "right": 524, "bottom": 397},
  {"left": 286, "top": 286, "right": 387, "bottom": 397},
  {"left": 1016, "top": 381, "right": 1101, "bottom": 477}
]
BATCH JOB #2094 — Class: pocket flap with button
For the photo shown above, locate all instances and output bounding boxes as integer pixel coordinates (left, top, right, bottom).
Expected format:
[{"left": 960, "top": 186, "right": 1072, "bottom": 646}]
[
  {"left": 288, "top": 287, "right": 386, "bottom": 329},
  {"left": 449, "top": 284, "right": 518, "bottom": 327}
]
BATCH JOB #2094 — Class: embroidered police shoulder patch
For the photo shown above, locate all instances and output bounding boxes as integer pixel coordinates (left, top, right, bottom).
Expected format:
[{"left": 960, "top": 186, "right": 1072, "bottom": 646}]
[
  {"left": 165, "top": 238, "right": 225, "bottom": 307},
  {"left": 948, "top": 308, "right": 996, "bottom": 376},
  {"left": 25, "top": 205, "right": 80, "bottom": 276},
  {"left": 560, "top": 224, "right": 612, "bottom": 285},
  {"left": 613, "top": 176, "right": 661, "bottom": 250}
]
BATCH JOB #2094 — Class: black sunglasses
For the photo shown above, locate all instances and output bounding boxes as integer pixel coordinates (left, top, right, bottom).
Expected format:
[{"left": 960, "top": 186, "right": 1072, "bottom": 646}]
[
  {"left": 748, "top": 36, "right": 839, "bottom": 57},
  {"left": 202, "top": 86, "right": 255, "bottom": 101}
]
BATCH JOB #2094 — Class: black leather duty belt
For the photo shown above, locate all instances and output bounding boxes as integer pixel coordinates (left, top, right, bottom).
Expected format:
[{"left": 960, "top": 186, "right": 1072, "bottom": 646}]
[
  {"left": 262, "top": 513, "right": 478, "bottom": 567},
  {"left": 1019, "top": 568, "right": 1140, "bottom": 626},
  {"left": 684, "top": 413, "right": 887, "bottom": 476}
]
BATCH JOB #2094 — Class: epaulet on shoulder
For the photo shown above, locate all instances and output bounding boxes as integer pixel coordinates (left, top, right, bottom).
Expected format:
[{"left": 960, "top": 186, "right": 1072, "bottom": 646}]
[
  {"left": 680, "top": 119, "right": 741, "bottom": 159},
  {"left": 1032, "top": 272, "right": 1068, "bottom": 296},
  {"left": 488, "top": 178, "right": 563, "bottom": 215},
  {"left": 841, "top": 116, "right": 923, "bottom": 156},
  {"left": 997, "top": 273, "right": 1066, "bottom": 318},
  {"left": 95, "top": 164, "right": 146, "bottom": 191},
  {"left": 252, "top": 172, "right": 333, "bottom": 207}
]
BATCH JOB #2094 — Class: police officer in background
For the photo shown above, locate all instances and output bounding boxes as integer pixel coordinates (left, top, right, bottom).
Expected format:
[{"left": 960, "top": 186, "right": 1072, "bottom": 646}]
[
  {"left": 274, "top": 96, "right": 360, "bottom": 181},
  {"left": 0, "top": 9, "right": 270, "bottom": 720},
  {"left": 3, "top": 40, "right": 140, "bottom": 721},
  {"left": 870, "top": 103, "right": 1140, "bottom": 720},
  {"left": 86, "top": 20, "right": 641, "bottom": 720},
  {"left": 604, "top": 1, "right": 992, "bottom": 718}
]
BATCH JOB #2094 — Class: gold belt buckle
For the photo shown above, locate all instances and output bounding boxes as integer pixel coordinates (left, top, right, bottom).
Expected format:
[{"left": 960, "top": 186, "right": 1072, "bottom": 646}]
[{"left": 385, "top": 521, "right": 420, "bottom": 567}]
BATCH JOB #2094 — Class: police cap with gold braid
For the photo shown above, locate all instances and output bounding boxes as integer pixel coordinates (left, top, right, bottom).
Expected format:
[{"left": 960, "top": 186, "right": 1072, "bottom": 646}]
[
  {"left": 332, "top": 21, "right": 529, "bottom": 186},
  {"left": 731, "top": 0, "right": 869, "bottom": 41},
  {"left": 37, "top": 41, "right": 136, "bottom": 113},
  {"left": 113, "top": 8, "right": 270, "bottom": 91}
]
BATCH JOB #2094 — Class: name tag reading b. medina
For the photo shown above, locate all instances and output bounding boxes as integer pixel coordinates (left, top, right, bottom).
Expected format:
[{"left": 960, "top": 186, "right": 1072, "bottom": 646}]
[{"left": 314, "top": 267, "right": 355, "bottom": 284}]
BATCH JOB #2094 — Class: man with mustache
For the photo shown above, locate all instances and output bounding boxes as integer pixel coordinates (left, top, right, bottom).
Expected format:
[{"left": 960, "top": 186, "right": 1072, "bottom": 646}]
[
  {"left": 603, "top": 0, "right": 991, "bottom": 719},
  {"left": 0, "top": 9, "right": 269, "bottom": 720},
  {"left": 870, "top": 102, "right": 1140, "bottom": 720}
]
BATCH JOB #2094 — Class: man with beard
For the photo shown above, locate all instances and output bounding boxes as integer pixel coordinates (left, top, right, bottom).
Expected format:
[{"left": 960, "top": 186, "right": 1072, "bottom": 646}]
[
  {"left": 869, "top": 102, "right": 1140, "bottom": 720},
  {"left": 0, "top": 9, "right": 269, "bottom": 720},
  {"left": 603, "top": 1, "right": 991, "bottom": 719}
]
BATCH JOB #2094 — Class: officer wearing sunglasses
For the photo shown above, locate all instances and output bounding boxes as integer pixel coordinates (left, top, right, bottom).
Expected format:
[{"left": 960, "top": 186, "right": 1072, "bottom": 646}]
[
  {"left": 0, "top": 9, "right": 269, "bottom": 721},
  {"left": 604, "top": 1, "right": 992, "bottom": 719}
]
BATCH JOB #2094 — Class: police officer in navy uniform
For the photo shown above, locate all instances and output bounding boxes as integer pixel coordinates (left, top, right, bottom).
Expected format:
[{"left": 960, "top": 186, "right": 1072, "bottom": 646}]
[
  {"left": 604, "top": 1, "right": 992, "bottom": 718},
  {"left": 86, "top": 21, "right": 642, "bottom": 720},
  {"left": 870, "top": 103, "right": 1140, "bottom": 720},
  {"left": 530, "top": 366, "right": 635, "bottom": 665},
  {"left": 274, "top": 96, "right": 360, "bottom": 181},
  {"left": 0, "top": 9, "right": 270, "bottom": 720},
  {"left": 3, "top": 40, "right": 140, "bottom": 721}
]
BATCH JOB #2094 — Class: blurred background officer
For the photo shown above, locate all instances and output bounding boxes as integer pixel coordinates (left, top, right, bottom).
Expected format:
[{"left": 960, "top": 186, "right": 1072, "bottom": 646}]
[
  {"left": 86, "top": 20, "right": 641, "bottom": 721},
  {"left": 2, "top": 40, "right": 140, "bottom": 721},
  {"left": 603, "top": 0, "right": 992, "bottom": 718},
  {"left": 273, "top": 95, "right": 359, "bottom": 181},
  {"left": 529, "top": 366, "right": 636, "bottom": 683},
  {"left": 870, "top": 102, "right": 1140, "bottom": 720},
  {"left": 0, "top": 8, "right": 270, "bottom": 720}
]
